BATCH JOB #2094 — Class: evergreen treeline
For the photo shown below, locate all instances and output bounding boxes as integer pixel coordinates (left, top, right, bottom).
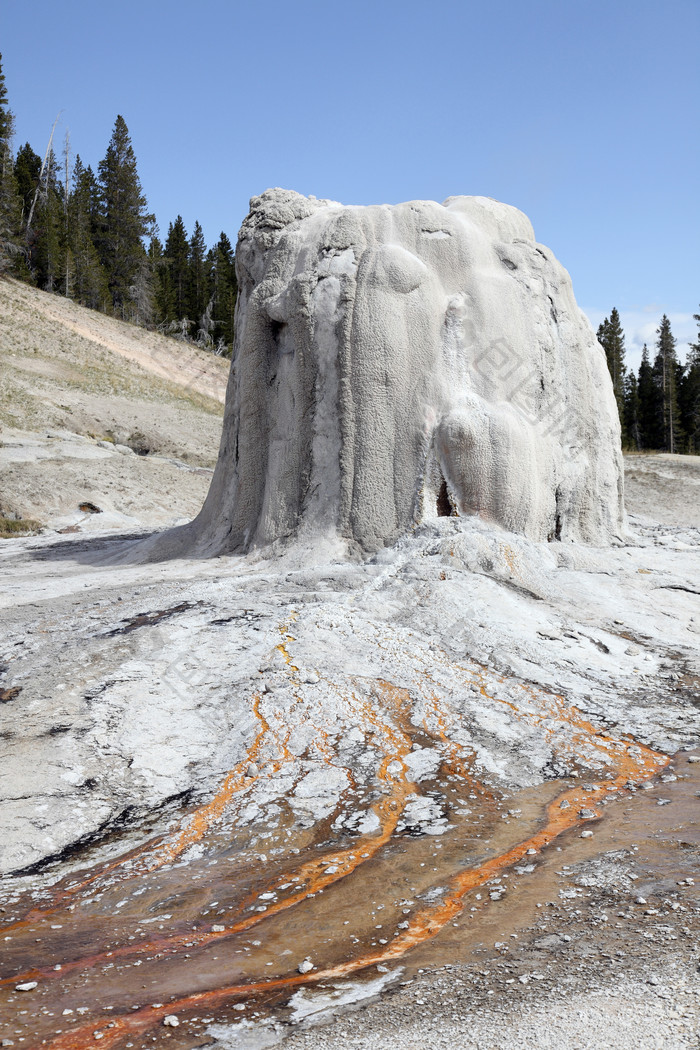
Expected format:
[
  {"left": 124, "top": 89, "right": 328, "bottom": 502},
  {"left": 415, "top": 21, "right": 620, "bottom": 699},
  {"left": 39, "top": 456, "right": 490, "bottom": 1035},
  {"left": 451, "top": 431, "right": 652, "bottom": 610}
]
[
  {"left": 598, "top": 308, "right": 700, "bottom": 454},
  {"left": 0, "top": 55, "right": 237, "bottom": 355}
]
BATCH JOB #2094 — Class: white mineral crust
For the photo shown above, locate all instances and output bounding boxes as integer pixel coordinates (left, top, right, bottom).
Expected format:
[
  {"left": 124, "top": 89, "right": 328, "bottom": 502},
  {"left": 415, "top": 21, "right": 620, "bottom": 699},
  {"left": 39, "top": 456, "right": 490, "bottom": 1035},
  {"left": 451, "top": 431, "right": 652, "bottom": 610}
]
[{"left": 153, "top": 188, "right": 623, "bottom": 560}]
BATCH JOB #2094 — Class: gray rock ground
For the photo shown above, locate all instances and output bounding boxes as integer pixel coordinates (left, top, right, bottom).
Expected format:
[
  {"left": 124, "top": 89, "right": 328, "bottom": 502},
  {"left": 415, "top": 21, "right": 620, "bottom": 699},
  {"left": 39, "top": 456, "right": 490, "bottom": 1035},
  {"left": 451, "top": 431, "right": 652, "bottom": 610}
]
[{"left": 0, "top": 279, "right": 698, "bottom": 1047}]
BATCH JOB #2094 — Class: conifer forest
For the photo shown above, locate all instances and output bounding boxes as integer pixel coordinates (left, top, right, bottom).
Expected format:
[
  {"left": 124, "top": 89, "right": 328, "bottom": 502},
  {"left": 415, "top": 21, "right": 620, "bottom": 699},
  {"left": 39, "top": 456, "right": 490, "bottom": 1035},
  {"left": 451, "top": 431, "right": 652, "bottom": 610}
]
[{"left": 0, "top": 56, "right": 237, "bottom": 356}]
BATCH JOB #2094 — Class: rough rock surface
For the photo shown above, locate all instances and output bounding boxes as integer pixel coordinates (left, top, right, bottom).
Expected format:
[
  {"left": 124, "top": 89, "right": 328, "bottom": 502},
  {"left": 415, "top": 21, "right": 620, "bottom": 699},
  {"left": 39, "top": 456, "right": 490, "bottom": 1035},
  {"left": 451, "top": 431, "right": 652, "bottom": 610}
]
[{"left": 154, "top": 189, "right": 623, "bottom": 558}]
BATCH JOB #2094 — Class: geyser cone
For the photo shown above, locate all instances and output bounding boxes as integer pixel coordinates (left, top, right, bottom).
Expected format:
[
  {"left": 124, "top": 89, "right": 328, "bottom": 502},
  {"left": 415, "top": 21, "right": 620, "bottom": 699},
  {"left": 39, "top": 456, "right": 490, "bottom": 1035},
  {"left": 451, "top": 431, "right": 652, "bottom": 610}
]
[{"left": 155, "top": 189, "right": 624, "bottom": 558}]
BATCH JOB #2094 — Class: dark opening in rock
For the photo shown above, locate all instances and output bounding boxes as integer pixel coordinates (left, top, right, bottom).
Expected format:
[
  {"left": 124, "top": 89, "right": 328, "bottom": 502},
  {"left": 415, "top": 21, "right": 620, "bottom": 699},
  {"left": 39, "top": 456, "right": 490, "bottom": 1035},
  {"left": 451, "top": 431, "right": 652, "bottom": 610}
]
[
  {"left": 79, "top": 502, "right": 102, "bottom": 515},
  {"left": 437, "top": 479, "right": 453, "bottom": 517}
]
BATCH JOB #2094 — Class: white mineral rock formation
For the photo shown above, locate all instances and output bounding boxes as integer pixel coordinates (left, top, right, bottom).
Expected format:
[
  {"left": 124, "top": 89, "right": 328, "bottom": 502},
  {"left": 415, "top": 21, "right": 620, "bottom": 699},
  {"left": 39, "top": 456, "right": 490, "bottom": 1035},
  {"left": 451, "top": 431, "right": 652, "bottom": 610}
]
[{"left": 155, "top": 189, "right": 623, "bottom": 558}]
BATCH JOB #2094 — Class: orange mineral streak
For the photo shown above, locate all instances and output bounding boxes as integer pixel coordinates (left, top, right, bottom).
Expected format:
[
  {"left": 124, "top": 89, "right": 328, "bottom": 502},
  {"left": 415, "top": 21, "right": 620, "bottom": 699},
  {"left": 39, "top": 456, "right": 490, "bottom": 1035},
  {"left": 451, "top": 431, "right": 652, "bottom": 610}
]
[
  {"left": 136, "top": 694, "right": 271, "bottom": 872},
  {"left": 421, "top": 691, "right": 492, "bottom": 799},
  {"left": 3, "top": 694, "right": 272, "bottom": 935},
  {"left": 8, "top": 682, "right": 419, "bottom": 992},
  {"left": 43, "top": 679, "right": 668, "bottom": 1050},
  {"left": 12, "top": 613, "right": 304, "bottom": 929}
]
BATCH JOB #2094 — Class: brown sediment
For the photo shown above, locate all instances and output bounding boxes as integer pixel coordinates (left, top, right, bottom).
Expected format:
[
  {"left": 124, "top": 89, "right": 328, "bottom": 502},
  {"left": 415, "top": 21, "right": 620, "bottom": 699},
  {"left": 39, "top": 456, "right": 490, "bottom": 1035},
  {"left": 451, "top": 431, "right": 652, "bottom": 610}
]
[
  {"left": 1, "top": 693, "right": 272, "bottom": 935},
  {"left": 7, "top": 610, "right": 304, "bottom": 930},
  {"left": 42, "top": 721, "right": 667, "bottom": 1050},
  {"left": 5, "top": 654, "right": 670, "bottom": 1050},
  {"left": 2, "top": 683, "right": 418, "bottom": 992}
]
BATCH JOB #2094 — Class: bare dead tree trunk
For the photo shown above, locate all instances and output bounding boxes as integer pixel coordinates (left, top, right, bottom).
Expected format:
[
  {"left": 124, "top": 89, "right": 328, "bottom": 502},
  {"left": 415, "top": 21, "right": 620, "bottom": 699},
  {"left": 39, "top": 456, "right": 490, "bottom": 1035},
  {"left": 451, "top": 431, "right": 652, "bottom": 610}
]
[
  {"left": 25, "top": 113, "right": 60, "bottom": 235},
  {"left": 63, "top": 129, "right": 71, "bottom": 298}
]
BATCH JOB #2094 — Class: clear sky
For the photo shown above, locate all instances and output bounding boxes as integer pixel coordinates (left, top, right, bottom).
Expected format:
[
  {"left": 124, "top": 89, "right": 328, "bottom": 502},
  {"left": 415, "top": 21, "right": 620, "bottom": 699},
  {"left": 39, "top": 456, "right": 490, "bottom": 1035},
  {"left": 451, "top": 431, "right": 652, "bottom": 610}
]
[{"left": 2, "top": 0, "right": 698, "bottom": 366}]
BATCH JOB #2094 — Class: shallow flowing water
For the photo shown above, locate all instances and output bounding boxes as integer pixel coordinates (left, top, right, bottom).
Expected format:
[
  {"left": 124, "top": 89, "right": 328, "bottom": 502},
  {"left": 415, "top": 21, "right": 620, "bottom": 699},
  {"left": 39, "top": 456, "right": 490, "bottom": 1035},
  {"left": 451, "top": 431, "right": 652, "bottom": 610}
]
[{"left": 1, "top": 661, "right": 686, "bottom": 1050}]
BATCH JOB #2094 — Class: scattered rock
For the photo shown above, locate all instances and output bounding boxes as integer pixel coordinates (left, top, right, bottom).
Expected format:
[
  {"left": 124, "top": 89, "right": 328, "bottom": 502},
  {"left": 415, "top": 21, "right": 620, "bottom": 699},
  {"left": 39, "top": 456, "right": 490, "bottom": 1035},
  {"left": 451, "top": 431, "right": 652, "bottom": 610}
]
[
  {"left": 298, "top": 958, "right": 314, "bottom": 974},
  {"left": 163, "top": 1015, "right": 179, "bottom": 1027},
  {"left": 14, "top": 981, "right": 38, "bottom": 992}
]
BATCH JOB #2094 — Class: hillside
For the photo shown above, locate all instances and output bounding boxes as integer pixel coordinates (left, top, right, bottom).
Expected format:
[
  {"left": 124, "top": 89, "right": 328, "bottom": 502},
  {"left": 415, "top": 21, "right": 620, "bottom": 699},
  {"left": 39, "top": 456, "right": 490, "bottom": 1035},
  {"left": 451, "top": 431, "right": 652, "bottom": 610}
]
[{"left": 0, "top": 277, "right": 228, "bottom": 531}]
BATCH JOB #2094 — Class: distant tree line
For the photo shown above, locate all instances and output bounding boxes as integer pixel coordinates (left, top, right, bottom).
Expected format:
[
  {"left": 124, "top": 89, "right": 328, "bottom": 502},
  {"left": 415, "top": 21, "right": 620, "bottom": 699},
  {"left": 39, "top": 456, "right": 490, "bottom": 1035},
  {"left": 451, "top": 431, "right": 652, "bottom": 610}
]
[
  {"left": 598, "top": 307, "right": 700, "bottom": 455},
  {"left": 0, "top": 54, "right": 237, "bottom": 355}
]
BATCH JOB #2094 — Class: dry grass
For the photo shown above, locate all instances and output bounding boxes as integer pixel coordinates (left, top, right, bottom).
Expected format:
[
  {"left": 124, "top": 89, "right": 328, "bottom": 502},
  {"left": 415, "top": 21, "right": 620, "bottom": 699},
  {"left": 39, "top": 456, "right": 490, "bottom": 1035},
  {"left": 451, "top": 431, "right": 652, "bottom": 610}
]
[{"left": 0, "top": 516, "right": 43, "bottom": 538}]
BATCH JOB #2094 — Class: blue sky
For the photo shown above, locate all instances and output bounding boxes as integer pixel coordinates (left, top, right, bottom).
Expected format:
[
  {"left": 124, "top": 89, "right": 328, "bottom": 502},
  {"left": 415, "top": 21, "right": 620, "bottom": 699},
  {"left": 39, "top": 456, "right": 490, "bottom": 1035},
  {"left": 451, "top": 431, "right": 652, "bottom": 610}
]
[{"left": 2, "top": 0, "right": 698, "bottom": 367}]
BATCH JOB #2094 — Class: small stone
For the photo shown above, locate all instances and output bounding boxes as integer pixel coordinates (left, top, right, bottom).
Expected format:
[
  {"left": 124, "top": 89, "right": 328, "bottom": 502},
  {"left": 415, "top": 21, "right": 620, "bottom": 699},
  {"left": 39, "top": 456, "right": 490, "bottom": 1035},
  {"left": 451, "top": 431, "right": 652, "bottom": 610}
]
[
  {"left": 559, "top": 799, "right": 570, "bottom": 810},
  {"left": 15, "top": 981, "right": 38, "bottom": 992},
  {"left": 246, "top": 763, "right": 258, "bottom": 777},
  {"left": 578, "top": 808, "right": 596, "bottom": 819},
  {"left": 687, "top": 756, "right": 700, "bottom": 764},
  {"left": 636, "top": 897, "right": 647, "bottom": 905},
  {"left": 580, "top": 830, "right": 594, "bottom": 839},
  {"left": 526, "top": 848, "right": 537, "bottom": 856},
  {"left": 211, "top": 924, "right": 225, "bottom": 933},
  {"left": 298, "top": 958, "right": 314, "bottom": 974},
  {"left": 163, "top": 1015, "right": 179, "bottom": 1027}
]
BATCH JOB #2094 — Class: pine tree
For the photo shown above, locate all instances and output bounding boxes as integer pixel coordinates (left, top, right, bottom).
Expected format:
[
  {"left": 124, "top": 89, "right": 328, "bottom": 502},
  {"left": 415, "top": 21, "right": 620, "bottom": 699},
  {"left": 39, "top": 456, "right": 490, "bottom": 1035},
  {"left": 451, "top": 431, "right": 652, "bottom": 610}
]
[
  {"left": 163, "top": 215, "right": 190, "bottom": 324},
  {"left": 205, "top": 231, "right": 237, "bottom": 354},
  {"left": 31, "top": 148, "right": 63, "bottom": 291},
  {"left": 679, "top": 308, "right": 700, "bottom": 453},
  {"left": 67, "top": 155, "right": 109, "bottom": 309},
  {"left": 187, "top": 220, "right": 207, "bottom": 337},
  {"left": 652, "top": 315, "right": 683, "bottom": 453},
  {"left": 637, "top": 344, "right": 660, "bottom": 449},
  {"left": 0, "top": 54, "right": 12, "bottom": 145},
  {"left": 128, "top": 255, "right": 155, "bottom": 326},
  {"left": 13, "top": 143, "right": 41, "bottom": 225},
  {"left": 623, "top": 371, "right": 641, "bottom": 450},
  {"left": 96, "top": 115, "right": 154, "bottom": 314},
  {"left": 597, "top": 307, "right": 627, "bottom": 442},
  {"left": 150, "top": 234, "right": 174, "bottom": 324},
  {"left": 0, "top": 53, "right": 22, "bottom": 274}
]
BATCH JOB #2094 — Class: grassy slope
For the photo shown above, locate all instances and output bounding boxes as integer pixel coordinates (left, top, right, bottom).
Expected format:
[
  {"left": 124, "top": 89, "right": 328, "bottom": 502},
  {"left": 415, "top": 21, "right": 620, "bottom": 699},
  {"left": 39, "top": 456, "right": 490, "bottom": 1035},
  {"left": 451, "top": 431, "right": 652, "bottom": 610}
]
[
  {"left": 0, "top": 278, "right": 229, "bottom": 528},
  {"left": 0, "top": 277, "right": 228, "bottom": 464}
]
